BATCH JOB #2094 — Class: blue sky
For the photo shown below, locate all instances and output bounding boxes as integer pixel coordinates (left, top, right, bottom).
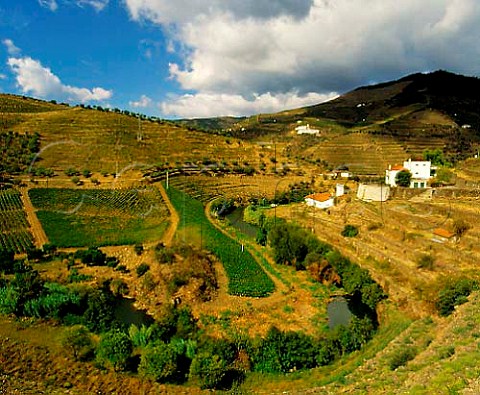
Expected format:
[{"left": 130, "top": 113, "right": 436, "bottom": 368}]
[{"left": 1, "top": 1, "right": 479, "bottom": 118}]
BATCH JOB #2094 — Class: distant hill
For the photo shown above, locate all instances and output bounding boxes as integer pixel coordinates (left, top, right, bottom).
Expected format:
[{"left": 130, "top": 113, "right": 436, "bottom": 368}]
[
  {"left": 176, "top": 71, "right": 480, "bottom": 172},
  {"left": 305, "top": 70, "right": 480, "bottom": 128},
  {"left": 2, "top": 70, "right": 480, "bottom": 177}
]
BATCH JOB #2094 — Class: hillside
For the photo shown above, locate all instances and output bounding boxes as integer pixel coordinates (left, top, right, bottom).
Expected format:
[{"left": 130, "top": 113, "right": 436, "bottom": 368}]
[
  {"left": 178, "top": 70, "right": 480, "bottom": 174},
  {"left": 2, "top": 79, "right": 480, "bottom": 394},
  {"left": 0, "top": 94, "right": 298, "bottom": 178}
]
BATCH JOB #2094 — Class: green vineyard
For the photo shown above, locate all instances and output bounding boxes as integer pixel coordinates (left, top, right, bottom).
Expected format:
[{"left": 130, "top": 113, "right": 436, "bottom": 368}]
[
  {"left": 0, "top": 189, "right": 34, "bottom": 253},
  {"left": 167, "top": 184, "right": 275, "bottom": 297},
  {"left": 29, "top": 187, "right": 170, "bottom": 247}
]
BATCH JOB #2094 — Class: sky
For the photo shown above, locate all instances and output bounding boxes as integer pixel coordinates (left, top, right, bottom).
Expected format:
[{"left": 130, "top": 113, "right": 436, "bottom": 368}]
[{"left": 0, "top": 0, "right": 479, "bottom": 119}]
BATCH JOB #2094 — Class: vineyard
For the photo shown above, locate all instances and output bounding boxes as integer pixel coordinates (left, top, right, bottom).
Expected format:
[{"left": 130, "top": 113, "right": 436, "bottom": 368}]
[
  {"left": 167, "top": 173, "right": 310, "bottom": 204},
  {"left": 0, "top": 189, "right": 34, "bottom": 253},
  {"left": 29, "top": 187, "right": 170, "bottom": 247},
  {"left": 166, "top": 184, "right": 275, "bottom": 297}
]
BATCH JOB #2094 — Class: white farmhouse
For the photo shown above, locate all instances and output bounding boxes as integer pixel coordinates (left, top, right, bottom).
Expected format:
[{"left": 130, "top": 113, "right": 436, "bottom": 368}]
[
  {"left": 305, "top": 192, "right": 334, "bottom": 209},
  {"left": 385, "top": 158, "right": 432, "bottom": 188},
  {"left": 295, "top": 124, "right": 320, "bottom": 135}
]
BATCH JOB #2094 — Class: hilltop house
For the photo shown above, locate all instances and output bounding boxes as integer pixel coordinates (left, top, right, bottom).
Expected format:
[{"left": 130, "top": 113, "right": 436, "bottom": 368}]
[
  {"left": 305, "top": 192, "right": 334, "bottom": 209},
  {"left": 385, "top": 158, "right": 432, "bottom": 188},
  {"left": 295, "top": 124, "right": 320, "bottom": 135}
]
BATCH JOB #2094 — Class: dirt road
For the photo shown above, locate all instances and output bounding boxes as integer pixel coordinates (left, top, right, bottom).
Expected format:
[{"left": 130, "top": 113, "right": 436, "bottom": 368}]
[
  {"left": 154, "top": 183, "right": 179, "bottom": 246},
  {"left": 19, "top": 187, "right": 49, "bottom": 248}
]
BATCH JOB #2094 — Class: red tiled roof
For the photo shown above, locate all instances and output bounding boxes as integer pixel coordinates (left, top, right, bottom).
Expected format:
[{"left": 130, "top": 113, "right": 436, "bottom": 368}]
[
  {"left": 433, "top": 228, "right": 454, "bottom": 239},
  {"left": 306, "top": 192, "right": 332, "bottom": 202},
  {"left": 391, "top": 165, "right": 405, "bottom": 171}
]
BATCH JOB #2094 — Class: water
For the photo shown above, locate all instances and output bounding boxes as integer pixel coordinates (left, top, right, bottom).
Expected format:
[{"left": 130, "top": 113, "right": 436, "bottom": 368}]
[
  {"left": 327, "top": 296, "right": 352, "bottom": 329},
  {"left": 225, "top": 207, "right": 259, "bottom": 238},
  {"left": 114, "top": 297, "right": 154, "bottom": 327}
]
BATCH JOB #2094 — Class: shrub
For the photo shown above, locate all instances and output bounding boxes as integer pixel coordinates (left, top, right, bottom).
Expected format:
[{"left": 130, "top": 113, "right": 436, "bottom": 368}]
[
  {"left": 436, "top": 278, "right": 477, "bottom": 316},
  {"left": 136, "top": 263, "right": 150, "bottom": 277},
  {"left": 134, "top": 243, "right": 144, "bottom": 256},
  {"left": 62, "top": 325, "right": 95, "bottom": 361},
  {"left": 189, "top": 351, "right": 227, "bottom": 389},
  {"left": 138, "top": 342, "right": 180, "bottom": 383},
  {"left": 453, "top": 219, "right": 469, "bottom": 237},
  {"left": 96, "top": 329, "right": 133, "bottom": 371},
  {"left": 155, "top": 243, "right": 175, "bottom": 264},
  {"left": 395, "top": 170, "right": 412, "bottom": 187},
  {"left": 388, "top": 347, "right": 417, "bottom": 370},
  {"left": 111, "top": 278, "right": 128, "bottom": 297},
  {"left": 341, "top": 224, "right": 359, "bottom": 238},
  {"left": 417, "top": 254, "right": 434, "bottom": 269}
]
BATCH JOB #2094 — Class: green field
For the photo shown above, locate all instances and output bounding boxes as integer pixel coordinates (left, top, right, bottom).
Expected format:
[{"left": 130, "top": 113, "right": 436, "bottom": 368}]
[
  {"left": 167, "top": 185, "right": 275, "bottom": 297},
  {"left": 0, "top": 189, "right": 34, "bottom": 253},
  {"left": 29, "top": 188, "right": 169, "bottom": 247}
]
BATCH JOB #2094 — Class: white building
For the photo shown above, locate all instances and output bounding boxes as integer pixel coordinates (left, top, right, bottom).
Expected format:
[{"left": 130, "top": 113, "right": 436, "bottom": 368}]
[
  {"left": 385, "top": 159, "right": 432, "bottom": 188},
  {"left": 336, "top": 183, "right": 345, "bottom": 197},
  {"left": 305, "top": 192, "right": 334, "bottom": 209},
  {"left": 295, "top": 124, "right": 320, "bottom": 135}
]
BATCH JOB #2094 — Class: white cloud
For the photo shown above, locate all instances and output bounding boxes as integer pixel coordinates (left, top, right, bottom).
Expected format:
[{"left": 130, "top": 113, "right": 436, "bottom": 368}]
[
  {"left": 129, "top": 94, "right": 152, "bottom": 108},
  {"left": 125, "top": 0, "right": 480, "bottom": 115},
  {"left": 76, "top": 0, "right": 109, "bottom": 12},
  {"left": 0, "top": 74, "right": 6, "bottom": 80},
  {"left": 160, "top": 91, "right": 337, "bottom": 118},
  {"left": 38, "top": 0, "right": 58, "bottom": 11},
  {"left": 3, "top": 39, "right": 21, "bottom": 56},
  {"left": 7, "top": 56, "right": 112, "bottom": 102}
]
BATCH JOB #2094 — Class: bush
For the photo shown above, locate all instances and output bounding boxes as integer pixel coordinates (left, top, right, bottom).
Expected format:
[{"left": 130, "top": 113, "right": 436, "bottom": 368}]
[
  {"left": 388, "top": 347, "right": 417, "bottom": 370},
  {"left": 189, "top": 351, "right": 227, "bottom": 389},
  {"left": 138, "top": 342, "right": 180, "bottom": 383},
  {"left": 395, "top": 170, "right": 412, "bottom": 187},
  {"left": 0, "top": 250, "right": 15, "bottom": 274},
  {"left": 155, "top": 243, "right": 175, "bottom": 264},
  {"left": 417, "top": 254, "right": 434, "bottom": 269},
  {"left": 96, "top": 329, "right": 133, "bottom": 371},
  {"left": 436, "top": 278, "right": 477, "bottom": 316},
  {"left": 62, "top": 325, "right": 94, "bottom": 361},
  {"left": 136, "top": 263, "right": 150, "bottom": 277},
  {"left": 341, "top": 224, "right": 359, "bottom": 238},
  {"left": 134, "top": 243, "right": 144, "bottom": 256}
]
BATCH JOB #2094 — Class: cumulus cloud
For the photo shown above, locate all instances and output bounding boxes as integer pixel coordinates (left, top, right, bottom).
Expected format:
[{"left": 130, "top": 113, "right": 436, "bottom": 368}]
[
  {"left": 38, "top": 0, "right": 58, "bottom": 11},
  {"left": 3, "top": 39, "right": 21, "bottom": 56},
  {"left": 124, "top": 0, "right": 480, "bottom": 117},
  {"left": 129, "top": 94, "right": 152, "bottom": 108},
  {"left": 7, "top": 56, "right": 112, "bottom": 102},
  {"left": 76, "top": 0, "right": 109, "bottom": 12},
  {"left": 160, "top": 91, "right": 337, "bottom": 118},
  {"left": 124, "top": 0, "right": 313, "bottom": 24}
]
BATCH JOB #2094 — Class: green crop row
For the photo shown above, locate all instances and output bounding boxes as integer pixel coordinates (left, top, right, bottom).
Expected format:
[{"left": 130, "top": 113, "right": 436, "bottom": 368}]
[
  {"left": 29, "top": 187, "right": 164, "bottom": 215},
  {"left": 167, "top": 185, "right": 274, "bottom": 297}
]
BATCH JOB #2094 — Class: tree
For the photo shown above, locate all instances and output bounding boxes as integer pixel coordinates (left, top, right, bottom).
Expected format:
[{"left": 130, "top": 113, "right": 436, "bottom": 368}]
[
  {"left": 62, "top": 325, "right": 94, "bottom": 361},
  {"left": 189, "top": 351, "right": 228, "bottom": 389},
  {"left": 453, "top": 219, "right": 469, "bottom": 238},
  {"left": 138, "top": 342, "right": 180, "bottom": 383},
  {"left": 0, "top": 249, "right": 15, "bottom": 273},
  {"left": 96, "top": 329, "right": 133, "bottom": 371},
  {"left": 395, "top": 170, "right": 412, "bottom": 187}
]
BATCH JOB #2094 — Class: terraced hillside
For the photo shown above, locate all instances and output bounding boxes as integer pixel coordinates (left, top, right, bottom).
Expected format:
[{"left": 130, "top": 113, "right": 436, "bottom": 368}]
[
  {"left": 0, "top": 95, "right": 293, "bottom": 177},
  {"left": 292, "top": 132, "right": 408, "bottom": 174}
]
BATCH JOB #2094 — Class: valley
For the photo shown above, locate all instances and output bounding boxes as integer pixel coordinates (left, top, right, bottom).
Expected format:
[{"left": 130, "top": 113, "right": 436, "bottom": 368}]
[{"left": 1, "top": 71, "right": 480, "bottom": 393}]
